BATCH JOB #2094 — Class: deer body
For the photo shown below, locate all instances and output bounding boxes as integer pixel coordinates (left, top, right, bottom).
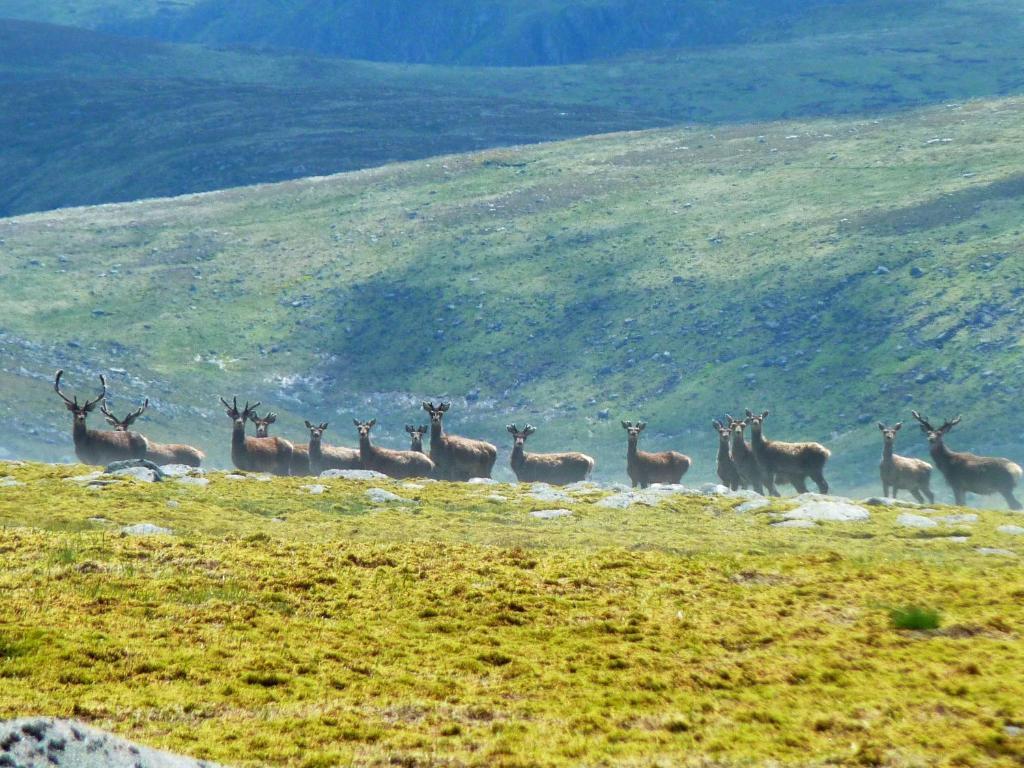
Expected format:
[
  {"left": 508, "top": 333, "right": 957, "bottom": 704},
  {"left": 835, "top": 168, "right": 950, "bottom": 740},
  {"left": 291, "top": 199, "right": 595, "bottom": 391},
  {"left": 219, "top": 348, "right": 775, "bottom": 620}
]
[
  {"left": 622, "top": 421, "right": 690, "bottom": 489},
  {"left": 713, "top": 420, "right": 743, "bottom": 491},
  {"left": 746, "top": 410, "right": 830, "bottom": 496},
  {"left": 221, "top": 398, "right": 293, "bottom": 476},
  {"left": 878, "top": 422, "right": 933, "bottom": 503},
  {"left": 354, "top": 420, "right": 434, "bottom": 479},
  {"left": 912, "top": 412, "right": 1021, "bottom": 509},
  {"left": 423, "top": 402, "right": 497, "bottom": 480},
  {"left": 306, "top": 422, "right": 361, "bottom": 474},
  {"left": 727, "top": 417, "right": 764, "bottom": 494},
  {"left": 54, "top": 371, "right": 148, "bottom": 466},
  {"left": 507, "top": 425, "right": 594, "bottom": 485},
  {"left": 102, "top": 398, "right": 203, "bottom": 467}
]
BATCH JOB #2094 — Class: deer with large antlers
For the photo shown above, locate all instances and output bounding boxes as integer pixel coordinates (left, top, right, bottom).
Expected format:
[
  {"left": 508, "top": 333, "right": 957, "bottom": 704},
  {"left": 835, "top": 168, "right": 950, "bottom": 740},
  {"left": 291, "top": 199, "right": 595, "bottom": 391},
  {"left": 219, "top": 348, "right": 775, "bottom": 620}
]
[
  {"left": 877, "top": 422, "right": 933, "bottom": 503},
  {"left": 249, "top": 411, "right": 310, "bottom": 475},
  {"left": 220, "top": 397, "right": 294, "bottom": 475},
  {"left": 713, "top": 419, "right": 743, "bottom": 491},
  {"left": 305, "top": 421, "right": 361, "bottom": 474},
  {"left": 353, "top": 419, "right": 435, "bottom": 479},
  {"left": 53, "top": 370, "right": 148, "bottom": 465},
  {"left": 506, "top": 424, "right": 595, "bottom": 485},
  {"left": 745, "top": 410, "right": 830, "bottom": 495},
  {"left": 101, "top": 398, "right": 205, "bottom": 467},
  {"left": 726, "top": 414, "right": 764, "bottom": 494},
  {"left": 911, "top": 412, "right": 1021, "bottom": 509},
  {"left": 422, "top": 401, "right": 497, "bottom": 480},
  {"left": 621, "top": 421, "right": 691, "bottom": 488}
]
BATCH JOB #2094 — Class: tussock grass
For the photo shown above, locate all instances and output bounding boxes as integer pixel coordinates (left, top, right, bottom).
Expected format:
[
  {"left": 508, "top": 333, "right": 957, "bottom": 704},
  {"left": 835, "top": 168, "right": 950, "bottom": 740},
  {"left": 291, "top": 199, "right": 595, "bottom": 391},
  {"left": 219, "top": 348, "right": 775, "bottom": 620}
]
[
  {"left": 889, "top": 606, "right": 942, "bottom": 631},
  {"left": 1, "top": 461, "right": 1023, "bottom": 766}
]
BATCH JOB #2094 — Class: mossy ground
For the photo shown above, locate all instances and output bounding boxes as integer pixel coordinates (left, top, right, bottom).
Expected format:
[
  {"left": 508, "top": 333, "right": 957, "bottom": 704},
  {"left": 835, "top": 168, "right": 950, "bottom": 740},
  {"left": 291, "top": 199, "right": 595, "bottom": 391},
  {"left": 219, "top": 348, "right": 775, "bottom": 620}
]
[{"left": 1, "top": 461, "right": 1023, "bottom": 766}]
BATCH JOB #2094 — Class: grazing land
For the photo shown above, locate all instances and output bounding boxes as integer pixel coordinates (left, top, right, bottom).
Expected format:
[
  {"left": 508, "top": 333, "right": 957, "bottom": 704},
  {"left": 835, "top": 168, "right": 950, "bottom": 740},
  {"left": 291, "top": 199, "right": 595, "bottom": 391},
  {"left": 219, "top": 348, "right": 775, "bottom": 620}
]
[{"left": 1, "top": 461, "right": 1022, "bottom": 766}]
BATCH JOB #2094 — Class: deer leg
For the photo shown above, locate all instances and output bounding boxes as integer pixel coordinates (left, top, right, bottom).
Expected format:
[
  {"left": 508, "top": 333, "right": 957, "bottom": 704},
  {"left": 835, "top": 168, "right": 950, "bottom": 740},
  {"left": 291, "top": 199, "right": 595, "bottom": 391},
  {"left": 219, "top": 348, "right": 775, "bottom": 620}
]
[
  {"left": 1002, "top": 490, "right": 1023, "bottom": 511},
  {"left": 923, "top": 487, "right": 935, "bottom": 504},
  {"left": 811, "top": 471, "right": 829, "bottom": 494},
  {"left": 954, "top": 488, "right": 967, "bottom": 507},
  {"left": 791, "top": 475, "right": 809, "bottom": 494},
  {"left": 752, "top": 479, "right": 765, "bottom": 495},
  {"left": 763, "top": 476, "right": 779, "bottom": 497},
  {"left": 891, "top": 487, "right": 898, "bottom": 499},
  {"left": 910, "top": 489, "right": 924, "bottom": 504}
]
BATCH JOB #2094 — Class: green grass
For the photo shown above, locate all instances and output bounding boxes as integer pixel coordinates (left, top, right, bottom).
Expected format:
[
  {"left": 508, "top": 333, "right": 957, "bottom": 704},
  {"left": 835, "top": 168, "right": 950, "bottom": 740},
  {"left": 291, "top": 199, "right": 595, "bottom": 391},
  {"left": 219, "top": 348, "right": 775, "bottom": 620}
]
[
  {"left": 6, "top": 0, "right": 1024, "bottom": 214},
  {"left": 890, "top": 606, "right": 942, "bottom": 631},
  {"left": 1, "top": 460, "right": 1023, "bottom": 766},
  {"left": 3, "top": 95, "right": 1024, "bottom": 494}
]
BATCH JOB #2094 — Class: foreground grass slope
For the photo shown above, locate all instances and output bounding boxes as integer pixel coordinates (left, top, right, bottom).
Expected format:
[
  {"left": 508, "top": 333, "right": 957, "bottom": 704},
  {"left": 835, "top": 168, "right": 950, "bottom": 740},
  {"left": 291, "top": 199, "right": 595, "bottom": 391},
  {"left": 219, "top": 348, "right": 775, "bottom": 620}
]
[
  {"left": 5, "top": 0, "right": 1024, "bottom": 213},
  {"left": 1, "top": 461, "right": 1022, "bottom": 766},
  {"left": 3, "top": 96, "right": 1024, "bottom": 492}
]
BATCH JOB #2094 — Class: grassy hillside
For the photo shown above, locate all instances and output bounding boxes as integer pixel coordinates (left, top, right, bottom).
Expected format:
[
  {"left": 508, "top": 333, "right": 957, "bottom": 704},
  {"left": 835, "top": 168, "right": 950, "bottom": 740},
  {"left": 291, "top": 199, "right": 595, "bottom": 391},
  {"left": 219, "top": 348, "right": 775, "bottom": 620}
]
[
  {"left": 1, "top": 461, "right": 1023, "bottom": 766},
  {"left": 5, "top": 0, "right": 1024, "bottom": 214},
  {"left": 2, "top": 97, "right": 1024, "bottom": 495}
]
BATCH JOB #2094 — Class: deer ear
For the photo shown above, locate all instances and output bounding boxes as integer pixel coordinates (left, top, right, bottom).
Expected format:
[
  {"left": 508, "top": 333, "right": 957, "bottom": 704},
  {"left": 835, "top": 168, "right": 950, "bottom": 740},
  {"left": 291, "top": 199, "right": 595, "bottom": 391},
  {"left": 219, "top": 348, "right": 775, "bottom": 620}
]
[
  {"left": 368, "top": 419, "right": 376, "bottom": 428},
  {"left": 621, "top": 421, "right": 630, "bottom": 429},
  {"left": 745, "top": 409, "right": 754, "bottom": 418},
  {"left": 713, "top": 420, "right": 722, "bottom": 430},
  {"left": 305, "top": 420, "right": 313, "bottom": 429},
  {"left": 637, "top": 422, "right": 647, "bottom": 431},
  {"left": 422, "top": 401, "right": 431, "bottom": 411},
  {"left": 894, "top": 422, "right": 902, "bottom": 431},
  {"left": 353, "top": 418, "right": 360, "bottom": 427},
  {"left": 321, "top": 423, "right": 329, "bottom": 431},
  {"left": 877, "top": 422, "right": 885, "bottom": 431},
  {"left": 440, "top": 402, "right": 450, "bottom": 411},
  {"left": 762, "top": 410, "right": 769, "bottom": 419}
]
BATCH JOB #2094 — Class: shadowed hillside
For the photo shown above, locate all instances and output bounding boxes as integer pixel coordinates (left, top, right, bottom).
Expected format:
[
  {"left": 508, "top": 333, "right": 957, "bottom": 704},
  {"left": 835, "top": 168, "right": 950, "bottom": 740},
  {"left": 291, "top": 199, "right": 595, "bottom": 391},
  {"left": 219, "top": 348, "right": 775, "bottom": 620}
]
[{"left": 2, "top": 97, "right": 1023, "bottom": 497}]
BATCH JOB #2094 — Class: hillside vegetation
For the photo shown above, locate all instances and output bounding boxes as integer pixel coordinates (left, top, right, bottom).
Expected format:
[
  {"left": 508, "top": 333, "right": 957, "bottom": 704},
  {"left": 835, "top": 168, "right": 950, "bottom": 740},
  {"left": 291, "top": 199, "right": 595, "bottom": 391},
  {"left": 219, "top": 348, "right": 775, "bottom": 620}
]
[
  {"left": 2, "top": 97, "right": 1023, "bottom": 494},
  {"left": 1, "top": 461, "right": 1022, "bottom": 766},
  {"left": 5, "top": 0, "right": 1024, "bottom": 213}
]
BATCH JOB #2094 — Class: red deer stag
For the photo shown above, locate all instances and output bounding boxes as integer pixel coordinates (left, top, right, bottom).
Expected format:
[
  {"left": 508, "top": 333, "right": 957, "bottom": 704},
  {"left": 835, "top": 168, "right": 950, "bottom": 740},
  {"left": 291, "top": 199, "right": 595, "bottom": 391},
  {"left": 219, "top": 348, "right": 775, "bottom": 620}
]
[
  {"left": 101, "top": 399, "right": 205, "bottom": 467},
  {"left": 422, "top": 401, "right": 497, "bottom": 480},
  {"left": 726, "top": 415, "right": 765, "bottom": 494},
  {"left": 877, "top": 422, "right": 933, "bottom": 503},
  {"left": 713, "top": 420, "right": 743, "bottom": 491},
  {"left": 220, "top": 397, "right": 294, "bottom": 476},
  {"left": 621, "top": 421, "right": 690, "bottom": 488},
  {"left": 305, "top": 421, "right": 361, "bottom": 474},
  {"left": 250, "top": 411, "right": 310, "bottom": 475},
  {"left": 405, "top": 425, "right": 429, "bottom": 453},
  {"left": 745, "top": 410, "right": 830, "bottom": 496},
  {"left": 506, "top": 424, "right": 595, "bottom": 485},
  {"left": 53, "top": 370, "right": 148, "bottom": 465},
  {"left": 911, "top": 412, "right": 1021, "bottom": 509},
  {"left": 353, "top": 419, "right": 434, "bottom": 479}
]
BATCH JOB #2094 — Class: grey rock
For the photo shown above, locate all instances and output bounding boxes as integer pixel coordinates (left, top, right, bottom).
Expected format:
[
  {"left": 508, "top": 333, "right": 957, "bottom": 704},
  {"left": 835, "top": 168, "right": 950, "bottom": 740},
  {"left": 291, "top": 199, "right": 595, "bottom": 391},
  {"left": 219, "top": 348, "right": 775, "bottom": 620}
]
[
  {"left": 159, "top": 464, "right": 206, "bottom": 478},
  {"left": 531, "top": 508, "right": 573, "bottom": 520},
  {"left": 0, "top": 478, "right": 25, "bottom": 487},
  {"left": 401, "top": 483, "right": 425, "bottom": 490},
  {"left": 65, "top": 471, "right": 104, "bottom": 484},
  {"left": 699, "top": 483, "right": 731, "bottom": 496},
  {"left": 938, "top": 513, "right": 977, "bottom": 524},
  {"left": 105, "top": 459, "right": 164, "bottom": 480},
  {"left": 896, "top": 513, "right": 937, "bottom": 528},
  {"left": 366, "top": 488, "right": 414, "bottom": 504},
  {"left": 486, "top": 494, "right": 508, "bottom": 504},
  {"left": 108, "top": 467, "right": 159, "bottom": 483},
  {"left": 1006, "top": 725, "right": 1023, "bottom": 737},
  {"left": 175, "top": 476, "right": 209, "bottom": 487},
  {"left": 997, "top": 525, "right": 1024, "bottom": 535},
  {"left": 772, "top": 519, "right": 816, "bottom": 528},
  {"left": 223, "top": 474, "right": 249, "bottom": 481},
  {"left": 563, "top": 481, "right": 603, "bottom": 493},
  {"left": 976, "top": 547, "right": 1017, "bottom": 557},
  {"left": 320, "top": 469, "right": 388, "bottom": 480},
  {"left": 736, "top": 499, "right": 770, "bottom": 513},
  {"left": 529, "top": 484, "right": 574, "bottom": 504},
  {"left": 301, "top": 484, "right": 326, "bottom": 495},
  {"left": 784, "top": 501, "right": 870, "bottom": 522},
  {"left": 121, "top": 523, "right": 172, "bottom": 536},
  {"left": 0, "top": 717, "right": 224, "bottom": 767},
  {"left": 166, "top": 500, "right": 180, "bottom": 509},
  {"left": 467, "top": 477, "right": 498, "bottom": 485}
]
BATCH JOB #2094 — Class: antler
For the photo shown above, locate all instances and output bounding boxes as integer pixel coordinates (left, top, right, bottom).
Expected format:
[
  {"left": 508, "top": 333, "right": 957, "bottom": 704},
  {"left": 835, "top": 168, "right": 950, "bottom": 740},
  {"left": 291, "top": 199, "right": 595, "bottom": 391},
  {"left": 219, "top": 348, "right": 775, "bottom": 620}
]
[
  {"left": 53, "top": 369, "right": 77, "bottom": 407},
  {"left": 910, "top": 410, "right": 934, "bottom": 432},
  {"left": 506, "top": 424, "right": 518, "bottom": 434},
  {"left": 123, "top": 398, "right": 149, "bottom": 427},
  {"left": 524, "top": 424, "right": 536, "bottom": 435},
  {"left": 81, "top": 375, "right": 107, "bottom": 411}
]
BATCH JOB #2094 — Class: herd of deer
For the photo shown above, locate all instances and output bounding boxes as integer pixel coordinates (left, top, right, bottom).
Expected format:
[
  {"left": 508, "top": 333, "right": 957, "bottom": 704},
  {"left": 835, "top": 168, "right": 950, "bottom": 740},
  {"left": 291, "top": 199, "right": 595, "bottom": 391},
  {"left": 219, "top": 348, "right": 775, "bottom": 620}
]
[{"left": 51, "top": 370, "right": 1023, "bottom": 509}]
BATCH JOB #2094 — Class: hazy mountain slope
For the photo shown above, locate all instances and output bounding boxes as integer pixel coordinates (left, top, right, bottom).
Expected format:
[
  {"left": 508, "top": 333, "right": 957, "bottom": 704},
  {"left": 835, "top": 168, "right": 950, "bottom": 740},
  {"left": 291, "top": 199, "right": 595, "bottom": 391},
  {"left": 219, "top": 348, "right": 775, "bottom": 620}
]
[
  {"left": 5, "top": 3, "right": 1024, "bottom": 216},
  {"left": 3, "top": 97, "right": 1023, "bottom": 495}
]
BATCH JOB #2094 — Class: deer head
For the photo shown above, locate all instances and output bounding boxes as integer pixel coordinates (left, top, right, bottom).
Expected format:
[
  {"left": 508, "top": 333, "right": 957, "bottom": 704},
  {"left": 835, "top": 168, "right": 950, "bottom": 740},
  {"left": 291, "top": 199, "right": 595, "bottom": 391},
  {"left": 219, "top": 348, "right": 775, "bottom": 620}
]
[
  {"left": 621, "top": 421, "right": 646, "bottom": 441},
  {"left": 405, "top": 424, "right": 428, "bottom": 449},
  {"left": 220, "top": 396, "right": 260, "bottom": 427},
  {"left": 744, "top": 409, "right": 770, "bottom": 432},
  {"left": 422, "top": 401, "right": 450, "bottom": 424},
  {"left": 250, "top": 411, "right": 278, "bottom": 438},
  {"left": 911, "top": 411, "right": 960, "bottom": 445},
  {"left": 353, "top": 419, "right": 377, "bottom": 439},
  {"left": 102, "top": 398, "right": 149, "bottom": 431},
  {"left": 54, "top": 370, "right": 106, "bottom": 425},
  {"left": 506, "top": 423, "right": 536, "bottom": 448},
  {"left": 712, "top": 419, "right": 731, "bottom": 442},
  {"left": 877, "top": 421, "right": 903, "bottom": 444},
  {"left": 305, "top": 420, "right": 329, "bottom": 442}
]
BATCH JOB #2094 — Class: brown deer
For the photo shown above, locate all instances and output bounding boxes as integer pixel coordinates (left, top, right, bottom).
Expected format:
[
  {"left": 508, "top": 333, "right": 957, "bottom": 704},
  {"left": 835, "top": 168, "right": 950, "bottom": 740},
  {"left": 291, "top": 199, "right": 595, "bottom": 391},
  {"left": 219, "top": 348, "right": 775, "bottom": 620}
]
[
  {"left": 220, "top": 397, "right": 294, "bottom": 476},
  {"left": 713, "top": 420, "right": 743, "bottom": 491},
  {"left": 745, "top": 410, "right": 830, "bottom": 496},
  {"left": 101, "top": 399, "right": 205, "bottom": 467},
  {"left": 422, "top": 401, "right": 497, "bottom": 480},
  {"left": 726, "top": 415, "right": 765, "bottom": 494},
  {"left": 305, "top": 421, "right": 361, "bottom": 474},
  {"left": 405, "top": 425, "right": 429, "bottom": 453},
  {"left": 877, "top": 422, "right": 933, "bottom": 503},
  {"left": 506, "top": 424, "right": 595, "bottom": 485},
  {"left": 911, "top": 412, "right": 1022, "bottom": 509},
  {"left": 621, "top": 421, "right": 691, "bottom": 488},
  {"left": 353, "top": 419, "right": 435, "bottom": 479},
  {"left": 250, "top": 411, "right": 310, "bottom": 475},
  {"left": 54, "top": 370, "right": 148, "bottom": 465}
]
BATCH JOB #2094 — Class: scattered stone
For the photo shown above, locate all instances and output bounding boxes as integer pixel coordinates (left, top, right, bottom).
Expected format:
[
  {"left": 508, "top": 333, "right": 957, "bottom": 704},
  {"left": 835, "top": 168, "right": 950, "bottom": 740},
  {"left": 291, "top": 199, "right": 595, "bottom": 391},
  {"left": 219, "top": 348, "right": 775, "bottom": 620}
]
[
  {"left": 896, "top": 513, "right": 938, "bottom": 528},
  {"left": 166, "top": 500, "right": 180, "bottom": 509},
  {"left": 0, "top": 718, "right": 225, "bottom": 767},
  {"left": 0, "top": 478, "right": 25, "bottom": 487},
  {"left": 486, "top": 495, "right": 508, "bottom": 504},
  {"left": 401, "top": 483, "right": 425, "bottom": 490},
  {"left": 875, "top": 265, "right": 890, "bottom": 275},
  {"left": 252, "top": 473, "right": 273, "bottom": 482},
  {"left": 531, "top": 508, "right": 573, "bottom": 520},
  {"left": 783, "top": 501, "right": 870, "bottom": 522},
  {"left": 529, "top": 484, "right": 574, "bottom": 504},
  {"left": 997, "top": 525, "right": 1024, "bottom": 536},
  {"left": 270, "top": 517, "right": 285, "bottom": 524},
  {"left": 772, "top": 519, "right": 815, "bottom": 528},
  {"left": 736, "top": 499, "right": 770, "bottom": 513},
  {"left": 563, "top": 481, "right": 603, "bottom": 493},
  {"left": 223, "top": 474, "right": 248, "bottom": 481},
  {"left": 159, "top": 465, "right": 206, "bottom": 478},
  {"left": 938, "top": 513, "right": 977, "bottom": 524},
  {"left": 1006, "top": 725, "right": 1023, "bottom": 737},
  {"left": 120, "top": 523, "right": 173, "bottom": 536},
  {"left": 108, "top": 467, "right": 159, "bottom": 483},
  {"left": 910, "top": 266, "right": 925, "bottom": 278},
  {"left": 175, "top": 476, "right": 209, "bottom": 487},
  {"left": 105, "top": 459, "right": 164, "bottom": 480},
  {"left": 320, "top": 469, "right": 389, "bottom": 480},
  {"left": 302, "top": 484, "right": 326, "bottom": 495},
  {"left": 366, "top": 488, "right": 414, "bottom": 504},
  {"left": 65, "top": 472, "right": 103, "bottom": 484},
  {"left": 467, "top": 477, "right": 498, "bottom": 485},
  {"left": 87, "top": 517, "right": 112, "bottom": 524},
  {"left": 699, "top": 483, "right": 731, "bottom": 496},
  {"left": 976, "top": 547, "right": 1016, "bottom": 557}
]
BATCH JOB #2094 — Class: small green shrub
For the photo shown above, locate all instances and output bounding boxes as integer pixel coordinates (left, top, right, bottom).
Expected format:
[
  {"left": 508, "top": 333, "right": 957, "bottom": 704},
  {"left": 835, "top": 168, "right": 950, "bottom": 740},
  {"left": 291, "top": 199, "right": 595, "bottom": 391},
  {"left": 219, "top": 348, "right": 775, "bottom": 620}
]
[{"left": 889, "top": 606, "right": 941, "bottom": 631}]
